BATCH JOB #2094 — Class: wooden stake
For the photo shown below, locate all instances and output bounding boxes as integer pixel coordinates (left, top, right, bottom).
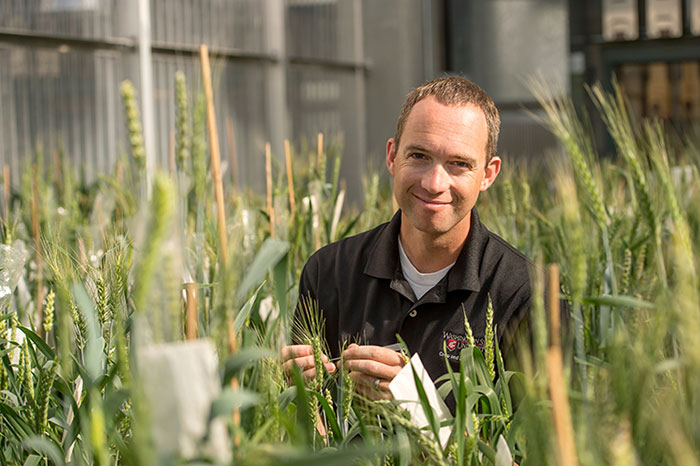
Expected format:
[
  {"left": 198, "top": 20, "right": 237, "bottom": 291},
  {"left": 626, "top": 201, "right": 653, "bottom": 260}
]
[
  {"left": 185, "top": 283, "right": 198, "bottom": 340},
  {"left": 199, "top": 44, "right": 228, "bottom": 261},
  {"left": 31, "top": 164, "right": 43, "bottom": 337},
  {"left": 201, "top": 44, "right": 240, "bottom": 444},
  {"left": 284, "top": 139, "right": 296, "bottom": 217},
  {"left": 116, "top": 160, "right": 123, "bottom": 184},
  {"left": 317, "top": 132, "right": 323, "bottom": 168},
  {"left": 265, "top": 142, "right": 275, "bottom": 238},
  {"left": 226, "top": 116, "right": 238, "bottom": 191},
  {"left": 546, "top": 264, "right": 578, "bottom": 466},
  {"left": 3, "top": 165, "right": 9, "bottom": 219}
]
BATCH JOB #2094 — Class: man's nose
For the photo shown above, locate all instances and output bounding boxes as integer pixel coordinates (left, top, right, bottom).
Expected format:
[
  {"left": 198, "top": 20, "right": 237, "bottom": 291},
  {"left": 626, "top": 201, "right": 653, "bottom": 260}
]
[{"left": 421, "top": 163, "right": 450, "bottom": 193}]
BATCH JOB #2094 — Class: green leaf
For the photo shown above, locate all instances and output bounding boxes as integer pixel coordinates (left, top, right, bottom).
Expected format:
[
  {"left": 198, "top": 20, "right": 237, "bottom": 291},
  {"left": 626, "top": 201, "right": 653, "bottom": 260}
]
[
  {"left": 235, "top": 238, "right": 290, "bottom": 302},
  {"left": 444, "top": 346, "right": 466, "bottom": 466},
  {"left": 279, "top": 386, "right": 298, "bottom": 411},
  {"left": 290, "top": 365, "right": 312, "bottom": 446},
  {"left": 233, "top": 282, "right": 266, "bottom": 335},
  {"left": 222, "top": 346, "right": 277, "bottom": 384},
  {"left": 22, "top": 437, "right": 66, "bottom": 466},
  {"left": 0, "top": 401, "right": 33, "bottom": 438},
  {"left": 17, "top": 327, "right": 54, "bottom": 361},
  {"left": 259, "top": 444, "right": 386, "bottom": 466},
  {"left": 0, "top": 346, "right": 17, "bottom": 359},
  {"left": 272, "top": 252, "right": 289, "bottom": 323},
  {"left": 477, "top": 439, "right": 497, "bottom": 463},
  {"left": 315, "top": 391, "right": 342, "bottom": 442},
  {"left": 409, "top": 359, "right": 441, "bottom": 445},
  {"left": 22, "top": 455, "right": 42, "bottom": 466},
  {"left": 209, "top": 387, "right": 260, "bottom": 419},
  {"left": 583, "top": 294, "right": 653, "bottom": 309},
  {"left": 71, "top": 283, "right": 105, "bottom": 383}
]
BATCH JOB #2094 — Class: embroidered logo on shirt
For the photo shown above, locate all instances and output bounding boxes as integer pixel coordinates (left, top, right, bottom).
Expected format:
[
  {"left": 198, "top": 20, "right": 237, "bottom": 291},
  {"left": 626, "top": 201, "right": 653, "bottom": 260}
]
[{"left": 440, "top": 331, "right": 485, "bottom": 362}]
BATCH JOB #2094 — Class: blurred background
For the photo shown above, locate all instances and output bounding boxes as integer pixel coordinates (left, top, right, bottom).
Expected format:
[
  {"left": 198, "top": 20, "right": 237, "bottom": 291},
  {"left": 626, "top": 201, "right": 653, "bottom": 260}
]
[{"left": 0, "top": 0, "right": 698, "bottom": 202}]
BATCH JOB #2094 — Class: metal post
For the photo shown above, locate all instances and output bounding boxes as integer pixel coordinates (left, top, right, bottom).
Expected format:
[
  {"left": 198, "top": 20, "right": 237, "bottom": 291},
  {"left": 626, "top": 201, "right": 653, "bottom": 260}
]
[
  {"left": 264, "top": 0, "right": 288, "bottom": 163},
  {"left": 138, "top": 0, "right": 156, "bottom": 195},
  {"left": 352, "top": 0, "right": 366, "bottom": 200},
  {"left": 422, "top": 0, "right": 434, "bottom": 80}
]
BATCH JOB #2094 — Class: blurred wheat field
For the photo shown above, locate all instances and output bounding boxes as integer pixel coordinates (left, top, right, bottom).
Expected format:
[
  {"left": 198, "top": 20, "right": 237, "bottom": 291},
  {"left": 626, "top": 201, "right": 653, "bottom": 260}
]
[{"left": 1, "top": 71, "right": 700, "bottom": 465}]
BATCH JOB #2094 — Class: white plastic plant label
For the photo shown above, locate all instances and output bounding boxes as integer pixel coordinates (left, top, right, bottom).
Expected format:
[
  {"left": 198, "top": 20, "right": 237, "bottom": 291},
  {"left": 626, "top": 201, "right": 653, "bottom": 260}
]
[
  {"left": 0, "top": 240, "right": 28, "bottom": 314},
  {"left": 389, "top": 353, "right": 453, "bottom": 447},
  {"left": 495, "top": 434, "right": 514, "bottom": 466},
  {"left": 137, "top": 339, "right": 230, "bottom": 462}
]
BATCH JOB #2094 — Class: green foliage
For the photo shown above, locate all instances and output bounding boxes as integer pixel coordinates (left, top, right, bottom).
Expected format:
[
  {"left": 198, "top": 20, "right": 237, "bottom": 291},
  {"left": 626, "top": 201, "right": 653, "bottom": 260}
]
[{"left": 1, "top": 74, "right": 700, "bottom": 465}]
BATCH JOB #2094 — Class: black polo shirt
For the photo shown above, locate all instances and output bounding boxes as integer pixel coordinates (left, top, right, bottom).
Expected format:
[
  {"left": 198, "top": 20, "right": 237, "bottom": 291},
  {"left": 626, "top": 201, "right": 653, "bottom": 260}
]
[{"left": 297, "top": 208, "right": 531, "bottom": 388}]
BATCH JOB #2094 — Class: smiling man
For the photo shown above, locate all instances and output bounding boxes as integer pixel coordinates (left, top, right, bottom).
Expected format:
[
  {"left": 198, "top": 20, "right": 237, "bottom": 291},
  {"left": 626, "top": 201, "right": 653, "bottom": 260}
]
[{"left": 282, "top": 76, "right": 531, "bottom": 406}]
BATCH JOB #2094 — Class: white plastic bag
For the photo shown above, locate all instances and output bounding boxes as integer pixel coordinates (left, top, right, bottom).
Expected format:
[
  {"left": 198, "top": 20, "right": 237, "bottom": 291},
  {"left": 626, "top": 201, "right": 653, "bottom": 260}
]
[
  {"left": 137, "top": 339, "right": 230, "bottom": 462},
  {"left": 0, "top": 240, "right": 28, "bottom": 314}
]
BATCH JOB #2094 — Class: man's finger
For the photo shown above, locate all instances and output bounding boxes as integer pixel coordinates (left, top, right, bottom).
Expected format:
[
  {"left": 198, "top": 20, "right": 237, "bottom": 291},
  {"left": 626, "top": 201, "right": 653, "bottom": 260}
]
[
  {"left": 280, "top": 345, "right": 313, "bottom": 361},
  {"left": 282, "top": 355, "right": 336, "bottom": 378},
  {"left": 342, "top": 344, "right": 406, "bottom": 367},
  {"left": 282, "top": 354, "right": 314, "bottom": 373},
  {"left": 350, "top": 372, "right": 393, "bottom": 400},
  {"left": 344, "top": 358, "right": 402, "bottom": 381}
]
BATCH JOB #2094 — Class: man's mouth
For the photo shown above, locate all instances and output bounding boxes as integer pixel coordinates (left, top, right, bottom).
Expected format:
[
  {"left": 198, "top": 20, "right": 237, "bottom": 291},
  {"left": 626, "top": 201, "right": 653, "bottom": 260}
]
[{"left": 413, "top": 194, "right": 451, "bottom": 206}]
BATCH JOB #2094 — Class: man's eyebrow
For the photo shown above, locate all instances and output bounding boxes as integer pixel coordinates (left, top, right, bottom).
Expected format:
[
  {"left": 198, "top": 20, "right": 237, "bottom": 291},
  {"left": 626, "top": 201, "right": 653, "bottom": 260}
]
[
  {"left": 403, "top": 143, "right": 431, "bottom": 154},
  {"left": 403, "top": 144, "right": 479, "bottom": 166}
]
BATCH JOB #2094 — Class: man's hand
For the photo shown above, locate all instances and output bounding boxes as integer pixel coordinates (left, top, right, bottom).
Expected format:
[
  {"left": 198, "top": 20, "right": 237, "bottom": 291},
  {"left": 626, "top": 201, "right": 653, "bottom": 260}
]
[
  {"left": 281, "top": 345, "right": 336, "bottom": 380},
  {"left": 341, "top": 343, "right": 407, "bottom": 400}
]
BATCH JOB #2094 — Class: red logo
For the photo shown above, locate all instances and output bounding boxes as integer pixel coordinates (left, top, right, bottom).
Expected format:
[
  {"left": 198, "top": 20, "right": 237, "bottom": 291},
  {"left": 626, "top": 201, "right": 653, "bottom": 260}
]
[{"left": 447, "top": 339, "right": 457, "bottom": 350}]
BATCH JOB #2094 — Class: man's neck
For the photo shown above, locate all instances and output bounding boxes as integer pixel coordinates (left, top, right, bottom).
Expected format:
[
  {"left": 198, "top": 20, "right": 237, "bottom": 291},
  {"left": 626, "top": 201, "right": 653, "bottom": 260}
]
[{"left": 398, "top": 213, "right": 471, "bottom": 273}]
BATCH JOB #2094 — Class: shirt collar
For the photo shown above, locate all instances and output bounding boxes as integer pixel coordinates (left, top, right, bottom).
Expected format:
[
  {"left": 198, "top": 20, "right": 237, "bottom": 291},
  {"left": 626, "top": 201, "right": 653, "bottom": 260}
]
[
  {"left": 364, "top": 210, "right": 402, "bottom": 279},
  {"left": 364, "top": 208, "right": 488, "bottom": 293}
]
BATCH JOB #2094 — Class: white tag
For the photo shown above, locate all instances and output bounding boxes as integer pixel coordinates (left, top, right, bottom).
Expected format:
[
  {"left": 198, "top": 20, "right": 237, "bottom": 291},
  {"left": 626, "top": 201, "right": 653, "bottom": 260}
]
[
  {"left": 138, "top": 339, "right": 230, "bottom": 462},
  {"left": 495, "top": 434, "right": 514, "bottom": 466},
  {"left": 389, "top": 353, "right": 453, "bottom": 447}
]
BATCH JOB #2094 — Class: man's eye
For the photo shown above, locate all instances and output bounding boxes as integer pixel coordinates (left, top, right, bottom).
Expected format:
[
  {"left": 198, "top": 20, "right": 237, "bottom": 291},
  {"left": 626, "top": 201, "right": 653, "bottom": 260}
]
[
  {"left": 410, "top": 153, "right": 427, "bottom": 160},
  {"left": 451, "top": 161, "right": 471, "bottom": 169}
]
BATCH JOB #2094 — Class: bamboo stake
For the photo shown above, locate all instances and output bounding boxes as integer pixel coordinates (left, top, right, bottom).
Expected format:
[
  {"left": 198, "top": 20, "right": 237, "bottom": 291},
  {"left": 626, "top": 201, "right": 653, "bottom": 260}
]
[
  {"left": 265, "top": 142, "right": 275, "bottom": 238},
  {"left": 546, "top": 264, "right": 578, "bottom": 466},
  {"left": 226, "top": 116, "right": 238, "bottom": 191},
  {"left": 31, "top": 164, "right": 43, "bottom": 336},
  {"left": 185, "top": 283, "right": 198, "bottom": 340},
  {"left": 3, "top": 165, "right": 9, "bottom": 219},
  {"left": 116, "top": 160, "right": 123, "bottom": 184},
  {"left": 200, "top": 44, "right": 240, "bottom": 444},
  {"left": 284, "top": 139, "right": 296, "bottom": 217},
  {"left": 199, "top": 44, "right": 228, "bottom": 261},
  {"left": 317, "top": 132, "right": 323, "bottom": 168}
]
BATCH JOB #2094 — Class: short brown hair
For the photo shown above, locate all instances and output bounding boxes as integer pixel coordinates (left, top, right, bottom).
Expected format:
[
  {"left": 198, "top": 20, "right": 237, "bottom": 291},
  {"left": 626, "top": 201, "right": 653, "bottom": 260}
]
[{"left": 394, "top": 76, "right": 500, "bottom": 160}]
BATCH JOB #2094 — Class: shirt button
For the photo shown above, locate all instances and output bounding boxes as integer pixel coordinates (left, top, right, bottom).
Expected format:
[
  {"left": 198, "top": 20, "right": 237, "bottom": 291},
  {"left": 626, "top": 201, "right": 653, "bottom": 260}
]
[{"left": 409, "top": 309, "right": 418, "bottom": 318}]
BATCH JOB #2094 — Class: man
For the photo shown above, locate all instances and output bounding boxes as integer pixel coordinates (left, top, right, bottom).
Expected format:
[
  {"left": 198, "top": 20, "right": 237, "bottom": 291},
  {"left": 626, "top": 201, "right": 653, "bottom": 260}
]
[{"left": 282, "top": 76, "right": 531, "bottom": 405}]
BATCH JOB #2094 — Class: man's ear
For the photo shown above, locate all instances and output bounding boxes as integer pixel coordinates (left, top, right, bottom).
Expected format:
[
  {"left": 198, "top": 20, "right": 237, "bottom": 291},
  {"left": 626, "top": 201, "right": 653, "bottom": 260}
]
[
  {"left": 480, "top": 155, "right": 501, "bottom": 192},
  {"left": 386, "top": 138, "right": 397, "bottom": 176}
]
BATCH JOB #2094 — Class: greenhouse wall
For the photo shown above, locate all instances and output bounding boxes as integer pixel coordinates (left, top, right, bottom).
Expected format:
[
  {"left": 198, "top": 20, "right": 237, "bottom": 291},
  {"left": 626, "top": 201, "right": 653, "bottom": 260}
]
[{"left": 0, "top": 0, "right": 431, "bottom": 201}]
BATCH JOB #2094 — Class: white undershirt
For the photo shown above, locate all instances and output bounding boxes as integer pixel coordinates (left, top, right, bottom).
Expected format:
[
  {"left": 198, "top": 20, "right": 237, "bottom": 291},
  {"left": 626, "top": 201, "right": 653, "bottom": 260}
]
[{"left": 398, "top": 238, "right": 455, "bottom": 300}]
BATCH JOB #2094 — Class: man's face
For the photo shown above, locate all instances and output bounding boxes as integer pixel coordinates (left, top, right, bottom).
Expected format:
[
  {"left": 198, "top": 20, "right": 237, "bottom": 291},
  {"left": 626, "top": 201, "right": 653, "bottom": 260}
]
[{"left": 386, "top": 96, "right": 501, "bottom": 240}]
